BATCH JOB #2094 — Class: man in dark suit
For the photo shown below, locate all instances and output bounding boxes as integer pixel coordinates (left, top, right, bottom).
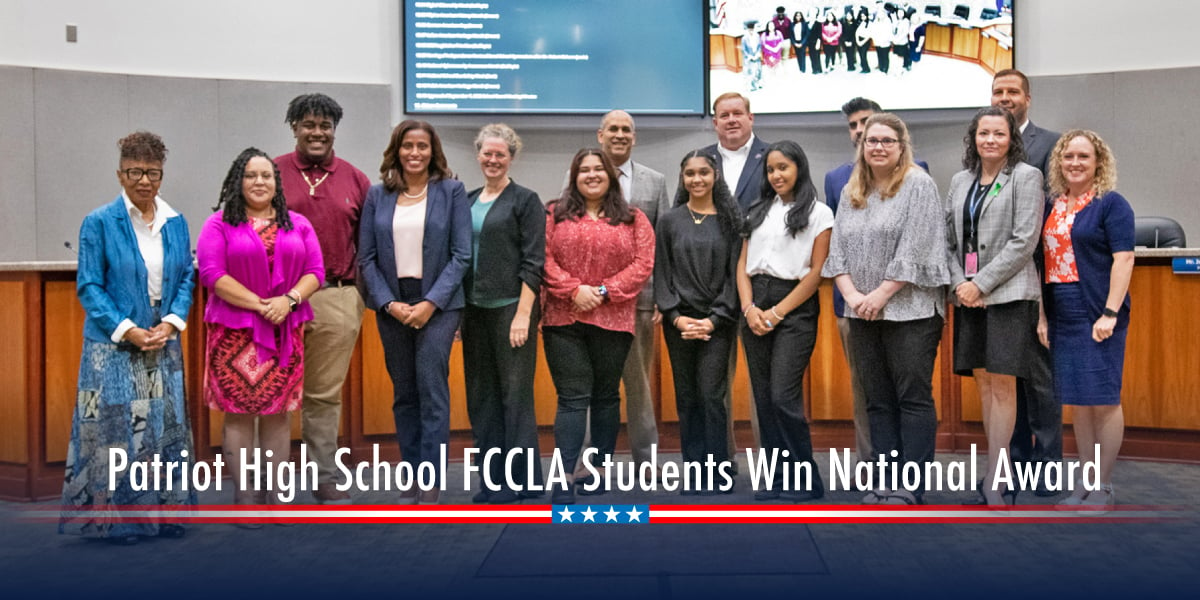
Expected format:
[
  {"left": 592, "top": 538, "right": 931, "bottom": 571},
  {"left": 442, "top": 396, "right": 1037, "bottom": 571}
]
[
  {"left": 992, "top": 69, "right": 1059, "bottom": 176},
  {"left": 703, "top": 92, "right": 770, "bottom": 210},
  {"left": 991, "top": 68, "right": 1062, "bottom": 497},
  {"left": 702, "top": 92, "right": 767, "bottom": 463}
]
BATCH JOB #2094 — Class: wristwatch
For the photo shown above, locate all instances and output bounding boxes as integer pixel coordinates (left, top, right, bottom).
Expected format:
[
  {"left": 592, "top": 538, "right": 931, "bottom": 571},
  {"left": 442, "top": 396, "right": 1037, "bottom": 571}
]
[
  {"left": 1102, "top": 307, "right": 1119, "bottom": 318},
  {"left": 597, "top": 284, "right": 609, "bottom": 302}
]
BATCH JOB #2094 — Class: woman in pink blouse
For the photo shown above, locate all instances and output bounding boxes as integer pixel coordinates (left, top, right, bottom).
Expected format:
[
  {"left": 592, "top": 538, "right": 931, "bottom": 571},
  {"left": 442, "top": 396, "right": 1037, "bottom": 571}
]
[
  {"left": 543, "top": 149, "right": 654, "bottom": 505},
  {"left": 197, "top": 148, "right": 324, "bottom": 513}
]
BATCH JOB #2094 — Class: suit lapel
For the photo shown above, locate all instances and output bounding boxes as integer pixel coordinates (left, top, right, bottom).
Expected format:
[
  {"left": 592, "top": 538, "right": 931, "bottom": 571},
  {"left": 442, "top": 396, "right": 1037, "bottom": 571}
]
[{"left": 979, "top": 169, "right": 1012, "bottom": 217}]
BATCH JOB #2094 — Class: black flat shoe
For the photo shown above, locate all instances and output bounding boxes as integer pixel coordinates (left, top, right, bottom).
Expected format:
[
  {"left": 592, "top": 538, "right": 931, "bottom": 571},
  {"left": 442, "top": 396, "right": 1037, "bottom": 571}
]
[
  {"left": 754, "top": 489, "right": 781, "bottom": 501},
  {"left": 488, "top": 489, "right": 520, "bottom": 504},
  {"left": 106, "top": 535, "right": 140, "bottom": 546},
  {"left": 551, "top": 486, "right": 575, "bottom": 505},
  {"left": 157, "top": 525, "right": 186, "bottom": 539},
  {"left": 471, "top": 489, "right": 491, "bottom": 504},
  {"left": 780, "top": 489, "right": 824, "bottom": 502}
]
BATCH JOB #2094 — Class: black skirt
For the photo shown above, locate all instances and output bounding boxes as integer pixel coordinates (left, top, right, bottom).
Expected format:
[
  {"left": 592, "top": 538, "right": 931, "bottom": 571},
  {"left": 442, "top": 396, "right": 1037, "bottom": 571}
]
[{"left": 952, "top": 299, "right": 1039, "bottom": 378}]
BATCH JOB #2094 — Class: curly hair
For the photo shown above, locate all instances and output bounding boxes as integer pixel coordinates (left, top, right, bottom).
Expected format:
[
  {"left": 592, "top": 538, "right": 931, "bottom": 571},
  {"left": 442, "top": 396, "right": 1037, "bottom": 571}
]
[
  {"left": 380, "top": 120, "right": 453, "bottom": 193},
  {"left": 845, "top": 113, "right": 916, "bottom": 209},
  {"left": 552, "top": 149, "right": 632, "bottom": 225},
  {"left": 118, "top": 131, "right": 167, "bottom": 164},
  {"left": 473, "top": 123, "right": 522, "bottom": 158},
  {"left": 1048, "top": 129, "right": 1118, "bottom": 198},
  {"left": 214, "top": 147, "right": 293, "bottom": 230},
  {"left": 746, "top": 140, "right": 818, "bottom": 237},
  {"left": 961, "top": 106, "right": 1026, "bottom": 173},
  {"left": 674, "top": 150, "right": 743, "bottom": 241},
  {"left": 285, "top": 93, "right": 343, "bottom": 127}
]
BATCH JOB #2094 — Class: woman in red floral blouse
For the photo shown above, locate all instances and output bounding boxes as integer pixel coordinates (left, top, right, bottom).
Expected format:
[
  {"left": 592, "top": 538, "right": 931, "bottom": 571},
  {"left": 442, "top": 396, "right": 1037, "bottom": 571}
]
[{"left": 543, "top": 148, "right": 655, "bottom": 505}]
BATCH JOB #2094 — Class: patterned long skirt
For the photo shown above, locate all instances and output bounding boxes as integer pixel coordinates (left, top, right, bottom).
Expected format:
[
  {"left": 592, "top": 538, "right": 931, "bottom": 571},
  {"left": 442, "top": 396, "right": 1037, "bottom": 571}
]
[
  {"left": 203, "top": 323, "right": 304, "bottom": 414},
  {"left": 59, "top": 337, "right": 196, "bottom": 538}
]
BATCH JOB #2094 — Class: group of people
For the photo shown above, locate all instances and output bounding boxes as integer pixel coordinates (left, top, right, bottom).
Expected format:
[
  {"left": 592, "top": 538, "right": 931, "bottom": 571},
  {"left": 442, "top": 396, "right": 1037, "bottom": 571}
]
[
  {"left": 743, "top": 3, "right": 928, "bottom": 90},
  {"left": 60, "top": 65, "right": 1134, "bottom": 543}
]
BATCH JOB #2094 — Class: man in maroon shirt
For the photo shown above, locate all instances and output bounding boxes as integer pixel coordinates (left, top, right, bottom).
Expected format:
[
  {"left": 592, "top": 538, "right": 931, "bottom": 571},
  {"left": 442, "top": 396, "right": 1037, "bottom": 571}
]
[{"left": 276, "top": 93, "right": 371, "bottom": 504}]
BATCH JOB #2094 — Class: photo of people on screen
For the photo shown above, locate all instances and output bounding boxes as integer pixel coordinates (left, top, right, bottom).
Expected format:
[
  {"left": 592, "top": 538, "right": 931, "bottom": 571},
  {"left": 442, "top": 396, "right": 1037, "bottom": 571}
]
[{"left": 709, "top": 1, "right": 1013, "bottom": 114}]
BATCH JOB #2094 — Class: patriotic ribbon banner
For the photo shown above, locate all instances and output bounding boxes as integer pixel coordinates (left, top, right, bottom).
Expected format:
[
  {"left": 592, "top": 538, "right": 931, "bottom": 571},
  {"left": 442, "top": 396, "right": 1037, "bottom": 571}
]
[{"left": 34, "top": 504, "right": 1191, "bottom": 525}]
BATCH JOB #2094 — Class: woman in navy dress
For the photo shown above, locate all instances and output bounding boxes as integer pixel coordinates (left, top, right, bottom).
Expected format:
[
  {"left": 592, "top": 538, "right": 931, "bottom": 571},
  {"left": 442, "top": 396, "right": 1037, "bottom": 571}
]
[{"left": 1039, "top": 130, "right": 1135, "bottom": 511}]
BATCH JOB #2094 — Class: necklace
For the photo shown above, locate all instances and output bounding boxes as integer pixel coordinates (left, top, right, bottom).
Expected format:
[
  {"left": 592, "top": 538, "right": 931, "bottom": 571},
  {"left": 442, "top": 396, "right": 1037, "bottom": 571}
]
[
  {"left": 301, "top": 170, "right": 330, "bottom": 195},
  {"left": 687, "top": 206, "right": 712, "bottom": 225},
  {"left": 403, "top": 185, "right": 428, "bottom": 200}
]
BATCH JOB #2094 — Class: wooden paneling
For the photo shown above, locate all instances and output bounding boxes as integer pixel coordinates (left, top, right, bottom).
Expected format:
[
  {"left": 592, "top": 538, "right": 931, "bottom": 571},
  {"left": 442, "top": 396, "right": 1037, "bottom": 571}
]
[
  {"left": 1121, "top": 266, "right": 1200, "bottom": 430},
  {"left": 810, "top": 284, "right": 854, "bottom": 421},
  {"left": 710, "top": 34, "right": 743, "bottom": 73},
  {"left": 0, "top": 278, "right": 29, "bottom": 463},
  {"left": 43, "top": 281, "right": 83, "bottom": 464},
  {"left": 952, "top": 27, "right": 981, "bottom": 60},
  {"left": 925, "top": 24, "right": 952, "bottom": 54},
  {"left": 979, "top": 37, "right": 997, "bottom": 73}
]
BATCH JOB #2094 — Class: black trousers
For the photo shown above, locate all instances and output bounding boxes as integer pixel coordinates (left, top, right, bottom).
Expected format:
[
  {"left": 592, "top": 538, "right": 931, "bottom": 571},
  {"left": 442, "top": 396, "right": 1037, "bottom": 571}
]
[
  {"left": 1010, "top": 343, "right": 1062, "bottom": 465},
  {"left": 858, "top": 45, "right": 870, "bottom": 72},
  {"left": 807, "top": 46, "right": 823, "bottom": 73},
  {"left": 843, "top": 42, "right": 857, "bottom": 70},
  {"left": 663, "top": 316, "right": 733, "bottom": 480},
  {"left": 462, "top": 302, "right": 543, "bottom": 493},
  {"left": 741, "top": 276, "right": 823, "bottom": 492},
  {"left": 543, "top": 322, "right": 633, "bottom": 475},
  {"left": 849, "top": 315, "right": 943, "bottom": 494},
  {"left": 875, "top": 46, "right": 890, "bottom": 73}
]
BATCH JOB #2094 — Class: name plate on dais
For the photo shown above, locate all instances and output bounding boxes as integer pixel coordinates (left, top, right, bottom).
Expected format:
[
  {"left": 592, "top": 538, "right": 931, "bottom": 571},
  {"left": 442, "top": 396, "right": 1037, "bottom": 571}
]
[{"left": 1172, "top": 257, "right": 1200, "bottom": 274}]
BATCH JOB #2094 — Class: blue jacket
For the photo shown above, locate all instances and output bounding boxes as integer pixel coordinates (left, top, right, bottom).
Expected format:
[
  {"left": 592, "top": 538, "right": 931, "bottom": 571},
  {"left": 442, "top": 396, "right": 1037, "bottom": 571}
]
[
  {"left": 358, "top": 179, "right": 472, "bottom": 313},
  {"left": 77, "top": 196, "right": 195, "bottom": 343}
]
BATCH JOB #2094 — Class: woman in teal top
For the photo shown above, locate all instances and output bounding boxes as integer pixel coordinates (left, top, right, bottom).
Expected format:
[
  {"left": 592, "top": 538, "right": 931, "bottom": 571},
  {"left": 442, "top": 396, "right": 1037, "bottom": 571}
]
[{"left": 462, "top": 123, "right": 546, "bottom": 504}]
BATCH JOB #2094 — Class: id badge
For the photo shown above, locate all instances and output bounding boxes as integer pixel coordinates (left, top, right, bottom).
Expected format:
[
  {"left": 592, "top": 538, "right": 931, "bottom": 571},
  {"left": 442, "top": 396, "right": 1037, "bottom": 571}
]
[{"left": 965, "top": 252, "right": 979, "bottom": 277}]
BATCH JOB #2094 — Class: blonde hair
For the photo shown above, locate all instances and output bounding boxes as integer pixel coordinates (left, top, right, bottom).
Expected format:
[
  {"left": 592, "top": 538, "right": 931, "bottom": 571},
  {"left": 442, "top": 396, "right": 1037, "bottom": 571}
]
[
  {"left": 845, "top": 113, "right": 916, "bottom": 209},
  {"left": 1047, "top": 129, "right": 1118, "bottom": 197}
]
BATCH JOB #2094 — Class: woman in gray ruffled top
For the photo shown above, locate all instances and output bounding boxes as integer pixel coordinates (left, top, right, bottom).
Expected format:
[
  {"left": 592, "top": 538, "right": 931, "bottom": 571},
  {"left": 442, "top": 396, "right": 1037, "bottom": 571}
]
[{"left": 822, "top": 112, "right": 950, "bottom": 505}]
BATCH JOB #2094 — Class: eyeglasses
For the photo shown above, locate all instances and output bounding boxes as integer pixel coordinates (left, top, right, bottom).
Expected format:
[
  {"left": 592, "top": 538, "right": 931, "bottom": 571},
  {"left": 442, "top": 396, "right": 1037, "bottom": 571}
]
[
  {"left": 863, "top": 137, "right": 900, "bottom": 149},
  {"left": 123, "top": 168, "right": 163, "bottom": 182}
]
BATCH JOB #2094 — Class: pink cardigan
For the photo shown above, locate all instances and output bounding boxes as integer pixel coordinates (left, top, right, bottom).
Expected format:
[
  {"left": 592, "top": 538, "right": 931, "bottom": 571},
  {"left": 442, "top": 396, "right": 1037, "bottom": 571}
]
[{"left": 196, "top": 211, "right": 324, "bottom": 361}]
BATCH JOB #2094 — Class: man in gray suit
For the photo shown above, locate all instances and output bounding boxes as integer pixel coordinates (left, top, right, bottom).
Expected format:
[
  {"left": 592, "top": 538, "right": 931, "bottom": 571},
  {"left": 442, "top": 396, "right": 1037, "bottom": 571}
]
[
  {"left": 572, "top": 110, "right": 670, "bottom": 484},
  {"left": 991, "top": 68, "right": 1062, "bottom": 496}
]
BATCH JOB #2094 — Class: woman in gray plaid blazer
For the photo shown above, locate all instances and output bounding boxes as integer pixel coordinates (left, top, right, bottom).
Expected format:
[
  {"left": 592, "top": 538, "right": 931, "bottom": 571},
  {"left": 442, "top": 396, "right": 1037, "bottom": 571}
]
[{"left": 944, "top": 107, "right": 1045, "bottom": 506}]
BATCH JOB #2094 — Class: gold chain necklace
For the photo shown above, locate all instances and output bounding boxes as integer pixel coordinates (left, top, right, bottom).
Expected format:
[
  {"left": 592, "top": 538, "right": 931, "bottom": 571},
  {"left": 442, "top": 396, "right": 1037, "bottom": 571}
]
[
  {"left": 301, "top": 170, "right": 330, "bottom": 195},
  {"left": 688, "top": 206, "right": 711, "bottom": 225}
]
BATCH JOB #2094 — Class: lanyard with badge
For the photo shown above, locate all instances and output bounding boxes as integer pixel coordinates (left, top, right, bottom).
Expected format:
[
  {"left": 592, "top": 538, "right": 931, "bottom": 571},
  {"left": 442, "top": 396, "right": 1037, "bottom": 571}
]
[{"left": 963, "top": 176, "right": 1002, "bottom": 278}]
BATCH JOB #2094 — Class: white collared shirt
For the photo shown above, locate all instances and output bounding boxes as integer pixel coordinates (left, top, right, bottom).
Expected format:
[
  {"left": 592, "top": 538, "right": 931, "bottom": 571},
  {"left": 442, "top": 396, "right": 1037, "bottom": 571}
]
[
  {"left": 112, "top": 192, "right": 187, "bottom": 343},
  {"left": 745, "top": 195, "right": 835, "bottom": 280},
  {"left": 717, "top": 134, "right": 755, "bottom": 193}
]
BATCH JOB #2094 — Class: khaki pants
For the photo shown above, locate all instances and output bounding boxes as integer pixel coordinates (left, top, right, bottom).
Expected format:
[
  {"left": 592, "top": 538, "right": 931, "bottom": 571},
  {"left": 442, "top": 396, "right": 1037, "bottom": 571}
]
[{"left": 301, "top": 285, "right": 365, "bottom": 487}]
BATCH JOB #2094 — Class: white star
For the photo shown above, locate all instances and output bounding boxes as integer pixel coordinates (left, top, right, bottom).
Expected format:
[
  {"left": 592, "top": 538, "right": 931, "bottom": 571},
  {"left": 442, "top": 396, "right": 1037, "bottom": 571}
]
[
  {"left": 581, "top": 506, "right": 597, "bottom": 522},
  {"left": 604, "top": 505, "right": 620, "bottom": 522},
  {"left": 626, "top": 506, "right": 643, "bottom": 522},
  {"left": 557, "top": 506, "right": 575, "bottom": 523}
]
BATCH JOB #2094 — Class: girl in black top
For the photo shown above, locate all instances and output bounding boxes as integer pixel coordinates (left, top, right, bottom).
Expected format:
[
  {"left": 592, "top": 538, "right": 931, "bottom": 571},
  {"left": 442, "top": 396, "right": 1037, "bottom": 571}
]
[{"left": 654, "top": 150, "right": 742, "bottom": 494}]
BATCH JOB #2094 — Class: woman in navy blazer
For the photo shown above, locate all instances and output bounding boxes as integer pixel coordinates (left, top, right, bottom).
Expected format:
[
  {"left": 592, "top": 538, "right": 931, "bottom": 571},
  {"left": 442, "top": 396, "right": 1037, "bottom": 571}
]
[
  {"left": 359, "top": 120, "right": 471, "bottom": 505},
  {"left": 60, "top": 132, "right": 195, "bottom": 544}
]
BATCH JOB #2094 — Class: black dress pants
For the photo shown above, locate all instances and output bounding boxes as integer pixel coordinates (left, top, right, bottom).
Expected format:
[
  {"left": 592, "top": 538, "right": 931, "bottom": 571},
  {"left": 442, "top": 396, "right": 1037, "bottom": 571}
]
[{"left": 740, "top": 276, "right": 823, "bottom": 493}]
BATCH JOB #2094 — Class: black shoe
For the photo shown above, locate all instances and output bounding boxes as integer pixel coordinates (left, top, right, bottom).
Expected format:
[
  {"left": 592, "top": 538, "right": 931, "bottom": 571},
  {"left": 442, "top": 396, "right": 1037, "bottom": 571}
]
[
  {"left": 573, "top": 474, "right": 595, "bottom": 488},
  {"left": 517, "top": 490, "right": 545, "bottom": 500},
  {"left": 106, "top": 535, "right": 140, "bottom": 546},
  {"left": 551, "top": 486, "right": 575, "bottom": 505},
  {"left": 488, "top": 489, "right": 520, "bottom": 504},
  {"left": 577, "top": 480, "right": 608, "bottom": 496},
  {"left": 780, "top": 489, "right": 824, "bottom": 502},
  {"left": 680, "top": 488, "right": 701, "bottom": 496},
  {"left": 471, "top": 489, "right": 492, "bottom": 504},
  {"left": 157, "top": 525, "right": 186, "bottom": 539},
  {"left": 754, "top": 489, "right": 781, "bottom": 501}
]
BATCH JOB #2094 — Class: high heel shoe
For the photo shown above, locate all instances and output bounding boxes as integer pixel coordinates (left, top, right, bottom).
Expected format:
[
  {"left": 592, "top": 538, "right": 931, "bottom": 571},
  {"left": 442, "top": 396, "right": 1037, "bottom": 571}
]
[{"left": 1002, "top": 486, "right": 1019, "bottom": 506}]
